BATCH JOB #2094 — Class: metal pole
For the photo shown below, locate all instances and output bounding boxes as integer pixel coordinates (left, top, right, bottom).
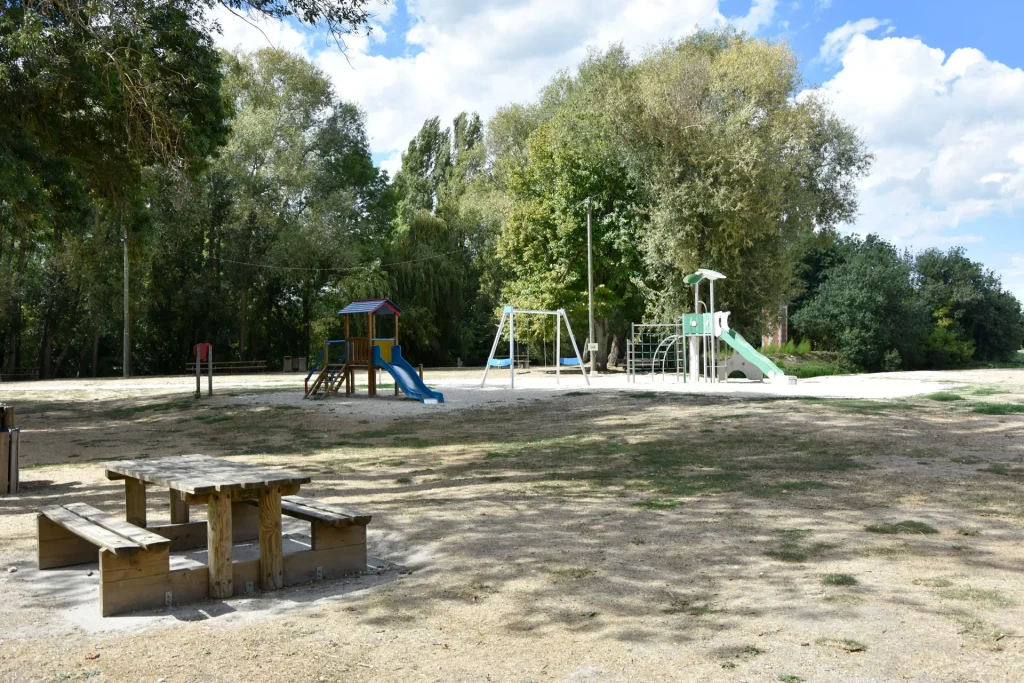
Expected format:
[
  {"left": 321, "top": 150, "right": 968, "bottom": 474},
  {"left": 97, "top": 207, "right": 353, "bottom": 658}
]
[
  {"left": 509, "top": 310, "right": 515, "bottom": 389},
  {"left": 122, "top": 232, "right": 129, "bottom": 378},
  {"left": 586, "top": 199, "right": 595, "bottom": 377},
  {"left": 562, "top": 312, "right": 590, "bottom": 386},
  {"left": 692, "top": 282, "right": 700, "bottom": 383},
  {"left": 480, "top": 310, "right": 508, "bottom": 387},
  {"left": 709, "top": 279, "right": 717, "bottom": 383},
  {"left": 555, "top": 313, "right": 561, "bottom": 385}
]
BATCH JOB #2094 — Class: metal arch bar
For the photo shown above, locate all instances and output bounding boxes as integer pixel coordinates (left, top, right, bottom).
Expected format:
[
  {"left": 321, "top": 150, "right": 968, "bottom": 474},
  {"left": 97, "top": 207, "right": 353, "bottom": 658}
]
[
  {"left": 652, "top": 334, "right": 682, "bottom": 382},
  {"left": 560, "top": 309, "right": 590, "bottom": 386},
  {"left": 480, "top": 310, "right": 509, "bottom": 387}
]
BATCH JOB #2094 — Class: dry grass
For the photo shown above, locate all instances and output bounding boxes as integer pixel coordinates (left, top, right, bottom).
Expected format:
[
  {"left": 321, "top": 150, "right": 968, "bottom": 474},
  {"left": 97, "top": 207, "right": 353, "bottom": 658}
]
[{"left": 1, "top": 369, "right": 1023, "bottom": 681}]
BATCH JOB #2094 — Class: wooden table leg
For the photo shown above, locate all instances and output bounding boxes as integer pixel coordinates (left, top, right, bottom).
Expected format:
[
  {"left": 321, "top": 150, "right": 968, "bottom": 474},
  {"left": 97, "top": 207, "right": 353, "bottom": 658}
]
[
  {"left": 258, "top": 486, "right": 283, "bottom": 590},
  {"left": 207, "top": 491, "right": 233, "bottom": 598},
  {"left": 125, "top": 478, "right": 146, "bottom": 527},
  {"left": 170, "top": 489, "right": 189, "bottom": 524}
]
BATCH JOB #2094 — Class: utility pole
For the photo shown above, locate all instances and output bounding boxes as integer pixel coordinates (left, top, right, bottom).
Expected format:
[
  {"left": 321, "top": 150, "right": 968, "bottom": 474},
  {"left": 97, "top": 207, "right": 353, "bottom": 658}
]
[
  {"left": 586, "top": 198, "right": 595, "bottom": 376},
  {"left": 122, "top": 231, "right": 129, "bottom": 378}
]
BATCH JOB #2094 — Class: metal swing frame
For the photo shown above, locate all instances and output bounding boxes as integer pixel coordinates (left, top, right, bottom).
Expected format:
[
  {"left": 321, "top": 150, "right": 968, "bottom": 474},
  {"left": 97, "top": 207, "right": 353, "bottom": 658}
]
[{"left": 480, "top": 306, "right": 590, "bottom": 389}]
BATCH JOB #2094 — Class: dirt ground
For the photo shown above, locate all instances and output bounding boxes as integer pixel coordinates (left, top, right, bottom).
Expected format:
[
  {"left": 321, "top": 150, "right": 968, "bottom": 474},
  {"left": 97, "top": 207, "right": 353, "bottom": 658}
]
[{"left": 1, "top": 368, "right": 1023, "bottom": 682}]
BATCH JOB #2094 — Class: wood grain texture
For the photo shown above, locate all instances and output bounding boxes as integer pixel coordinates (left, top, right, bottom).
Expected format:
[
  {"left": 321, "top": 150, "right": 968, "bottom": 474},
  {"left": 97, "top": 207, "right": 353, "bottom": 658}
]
[
  {"left": 64, "top": 503, "right": 170, "bottom": 551},
  {"left": 258, "top": 487, "right": 284, "bottom": 590},
  {"left": 99, "top": 552, "right": 170, "bottom": 617},
  {"left": 285, "top": 495, "right": 372, "bottom": 525},
  {"left": 37, "top": 515, "right": 98, "bottom": 569},
  {"left": 183, "top": 483, "right": 301, "bottom": 506},
  {"left": 38, "top": 506, "right": 140, "bottom": 556},
  {"left": 169, "top": 489, "right": 189, "bottom": 524},
  {"left": 100, "top": 547, "right": 170, "bottom": 583},
  {"left": 148, "top": 521, "right": 208, "bottom": 551},
  {"left": 206, "top": 491, "right": 233, "bottom": 598},
  {"left": 240, "top": 495, "right": 370, "bottom": 528},
  {"left": 168, "top": 566, "right": 208, "bottom": 605},
  {"left": 231, "top": 501, "right": 260, "bottom": 542},
  {"left": 103, "top": 454, "right": 310, "bottom": 495},
  {"left": 311, "top": 522, "right": 365, "bottom": 550},
  {"left": 283, "top": 544, "right": 366, "bottom": 584},
  {"left": 124, "top": 478, "right": 147, "bottom": 527}
]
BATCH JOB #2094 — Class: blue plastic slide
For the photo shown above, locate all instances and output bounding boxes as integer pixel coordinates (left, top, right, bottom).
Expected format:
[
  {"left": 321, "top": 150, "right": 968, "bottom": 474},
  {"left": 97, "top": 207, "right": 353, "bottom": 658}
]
[{"left": 371, "top": 345, "right": 445, "bottom": 404}]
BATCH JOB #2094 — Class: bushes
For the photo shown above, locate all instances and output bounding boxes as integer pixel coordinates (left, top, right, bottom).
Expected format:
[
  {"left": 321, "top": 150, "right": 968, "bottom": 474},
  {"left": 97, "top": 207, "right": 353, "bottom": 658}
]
[
  {"left": 790, "top": 237, "right": 1023, "bottom": 372},
  {"left": 791, "top": 236, "right": 929, "bottom": 372},
  {"left": 762, "top": 339, "right": 811, "bottom": 355}
]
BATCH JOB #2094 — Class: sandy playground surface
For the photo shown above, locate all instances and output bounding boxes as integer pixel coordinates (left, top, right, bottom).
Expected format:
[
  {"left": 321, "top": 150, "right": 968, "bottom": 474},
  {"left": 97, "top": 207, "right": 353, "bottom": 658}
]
[{"left": 0, "top": 366, "right": 1023, "bottom": 681}]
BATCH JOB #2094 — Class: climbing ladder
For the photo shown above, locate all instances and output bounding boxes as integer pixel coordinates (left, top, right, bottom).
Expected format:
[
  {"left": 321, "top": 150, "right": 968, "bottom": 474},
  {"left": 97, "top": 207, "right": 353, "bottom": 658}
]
[{"left": 304, "top": 341, "right": 351, "bottom": 399}]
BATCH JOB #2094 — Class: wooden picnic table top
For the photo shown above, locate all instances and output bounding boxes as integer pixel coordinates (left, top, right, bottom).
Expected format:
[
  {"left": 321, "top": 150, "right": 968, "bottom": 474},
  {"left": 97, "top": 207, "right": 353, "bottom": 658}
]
[{"left": 103, "top": 454, "right": 311, "bottom": 495}]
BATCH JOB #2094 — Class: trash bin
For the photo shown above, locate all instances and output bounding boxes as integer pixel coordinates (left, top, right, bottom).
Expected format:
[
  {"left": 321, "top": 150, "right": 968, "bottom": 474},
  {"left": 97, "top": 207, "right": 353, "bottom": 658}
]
[
  {"left": 297, "top": 357, "right": 307, "bottom": 372},
  {"left": 283, "top": 356, "right": 292, "bottom": 372}
]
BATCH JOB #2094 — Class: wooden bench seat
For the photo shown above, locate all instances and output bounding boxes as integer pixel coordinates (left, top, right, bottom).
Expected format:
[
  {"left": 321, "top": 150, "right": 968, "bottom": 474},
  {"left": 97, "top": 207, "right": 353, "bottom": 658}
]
[
  {"left": 38, "top": 503, "right": 173, "bottom": 616},
  {"left": 38, "top": 503, "right": 171, "bottom": 563},
  {"left": 242, "top": 494, "right": 371, "bottom": 527},
  {"left": 242, "top": 495, "right": 371, "bottom": 577},
  {"left": 38, "top": 497, "right": 372, "bottom": 616}
]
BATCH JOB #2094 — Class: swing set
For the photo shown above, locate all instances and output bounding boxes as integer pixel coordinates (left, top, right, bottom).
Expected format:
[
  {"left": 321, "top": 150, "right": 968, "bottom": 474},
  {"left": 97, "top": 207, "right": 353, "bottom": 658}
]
[{"left": 481, "top": 306, "right": 589, "bottom": 389}]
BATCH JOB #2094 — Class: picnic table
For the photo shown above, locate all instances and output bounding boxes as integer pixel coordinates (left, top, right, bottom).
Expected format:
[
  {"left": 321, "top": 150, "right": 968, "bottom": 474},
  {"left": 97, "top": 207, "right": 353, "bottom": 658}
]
[{"left": 104, "top": 454, "right": 311, "bottom": 597}]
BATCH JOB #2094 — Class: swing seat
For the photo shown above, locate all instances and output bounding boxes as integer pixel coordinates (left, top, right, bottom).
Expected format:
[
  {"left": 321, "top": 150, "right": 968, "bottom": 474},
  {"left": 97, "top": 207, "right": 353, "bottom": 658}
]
[
  {"left": 559, "top": 357, "right": 581, "bottom": 366},
  {"left": 488, "top": 358, "right": 512, "bottom": 368}
]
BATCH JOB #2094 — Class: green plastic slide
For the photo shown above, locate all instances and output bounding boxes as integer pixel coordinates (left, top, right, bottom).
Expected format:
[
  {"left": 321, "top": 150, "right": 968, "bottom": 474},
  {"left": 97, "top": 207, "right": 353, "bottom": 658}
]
[{"left": 719, "top": 329, "right": 785, "bottom": 379}]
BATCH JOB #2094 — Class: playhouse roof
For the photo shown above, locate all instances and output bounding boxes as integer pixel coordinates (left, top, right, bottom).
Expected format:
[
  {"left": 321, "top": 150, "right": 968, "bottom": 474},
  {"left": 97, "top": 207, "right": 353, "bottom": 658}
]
[{"left": 337, "top": 298, "right": 403, "bottom": 316}]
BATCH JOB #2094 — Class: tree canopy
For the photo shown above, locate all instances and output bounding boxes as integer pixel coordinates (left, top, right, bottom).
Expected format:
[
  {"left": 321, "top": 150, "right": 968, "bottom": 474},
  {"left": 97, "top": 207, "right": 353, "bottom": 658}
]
[{"left": 2, "top": 22, "right": 1020, "bottom": 378}]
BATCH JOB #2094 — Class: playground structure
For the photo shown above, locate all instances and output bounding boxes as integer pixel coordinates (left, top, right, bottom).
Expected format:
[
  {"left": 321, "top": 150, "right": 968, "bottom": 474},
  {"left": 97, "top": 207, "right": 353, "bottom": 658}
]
[
  {"left": 626, "top": 269, "right": 791, "bottom": 384},
  {"left": 304, "top": 299, "right": 444, "bottom": 404},
  {"left": 481, "top": 306, "right": 589, "bottom": 389}
]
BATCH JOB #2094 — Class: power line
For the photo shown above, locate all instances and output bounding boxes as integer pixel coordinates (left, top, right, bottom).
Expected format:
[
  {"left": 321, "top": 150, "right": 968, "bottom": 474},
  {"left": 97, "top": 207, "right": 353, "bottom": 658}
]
[{"left": 204, "top": 247, "right": 465, "bottom": 274}]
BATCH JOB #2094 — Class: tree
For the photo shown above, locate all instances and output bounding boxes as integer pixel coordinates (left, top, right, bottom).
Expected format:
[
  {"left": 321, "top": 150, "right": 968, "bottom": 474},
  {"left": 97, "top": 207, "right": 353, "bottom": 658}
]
[
  {"left": 489, "top": 32, "right": 871, "bottom": 366},
  {"left": 916, "top": 247, "right": 1024, "bottom": 363},
  {"left": 495, "top": 48, "right": 649, "bottom": 369},
  {"left": 791, "top": 236, "right": 930, "bottom": 372},
  {"left": 138, "top": 48, "right": 390, "bottom": 372},
  {"left": 635, "top": 31, "right": 871, "bottom": 334},
  {"left": 388, "top": 113, "right": 489, "bottom": 365}
]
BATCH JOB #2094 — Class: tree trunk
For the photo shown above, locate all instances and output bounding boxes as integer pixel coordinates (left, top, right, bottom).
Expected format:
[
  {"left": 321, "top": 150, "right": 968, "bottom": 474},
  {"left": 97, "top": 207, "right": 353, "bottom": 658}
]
[
  {"left": 53, "top": 337, "right": 73, "bottom": 377},
  {"left": 239, "top": 284, "right": 249, "bottom": 361},
  {"left": 595, "top": 317, "right": 610, "bottom": 371},
  {"left": 39, "top": 309, "right": 54, "bottom": 379},
  {"left": 7, "top": 239, "right": 27, "bottom": 374},
  {"left": 92, "top": 330, "right": 100, "bottom": 377}
]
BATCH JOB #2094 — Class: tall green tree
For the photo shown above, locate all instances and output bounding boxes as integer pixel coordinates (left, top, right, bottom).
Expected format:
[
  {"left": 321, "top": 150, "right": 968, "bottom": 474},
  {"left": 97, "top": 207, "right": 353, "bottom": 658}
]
[
  {"left": 138, "top": 48, "right": 390, "bottom": 372},
  {"left": 791, "top": 236, "right": 930, "bottom": 372},
  {"left": 916, "top": 247, "right": 1024, "bottom": 363},
  {"left": 389, "top": 113, "right": 488, "bottom": 364},
  {"left": 490, "top": 32, "right": 870, "bottom": 366},
  {"left": 635, "top": 32, "right": 871, "bottom": 332}
]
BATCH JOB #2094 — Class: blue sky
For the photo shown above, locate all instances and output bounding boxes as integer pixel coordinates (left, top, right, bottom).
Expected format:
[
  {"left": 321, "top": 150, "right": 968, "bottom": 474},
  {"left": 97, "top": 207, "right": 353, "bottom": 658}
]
[{"left": 215, "top": 0, "right": 1024, "bottom": 297}]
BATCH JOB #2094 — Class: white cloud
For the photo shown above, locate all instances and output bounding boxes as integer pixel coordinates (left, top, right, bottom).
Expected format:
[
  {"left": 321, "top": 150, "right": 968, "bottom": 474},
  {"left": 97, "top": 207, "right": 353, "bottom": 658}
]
[
  {"left": 209, "top": 6, "right": 309, "bottom": 53},
  {"left": 733, "top": 0, "right": 778, "bottom": 34},
  {"left": 819, "top": 17, "right": 887, "bottom": 63},
  {"left": 211, "top": 0, "right": 782, "bottom": 168},
  {"left": 806, "top": 31, "right": 1024, "bottom": 251}
]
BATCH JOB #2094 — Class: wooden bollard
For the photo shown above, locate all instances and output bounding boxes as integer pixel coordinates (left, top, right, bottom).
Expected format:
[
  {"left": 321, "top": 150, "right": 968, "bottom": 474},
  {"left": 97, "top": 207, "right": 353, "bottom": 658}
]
[
  {"left": 0, "top": 405, "right": 14, "bottom": 430},
  {"left": 418, "top": 364, "right": 423, "bottom": 380}
]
